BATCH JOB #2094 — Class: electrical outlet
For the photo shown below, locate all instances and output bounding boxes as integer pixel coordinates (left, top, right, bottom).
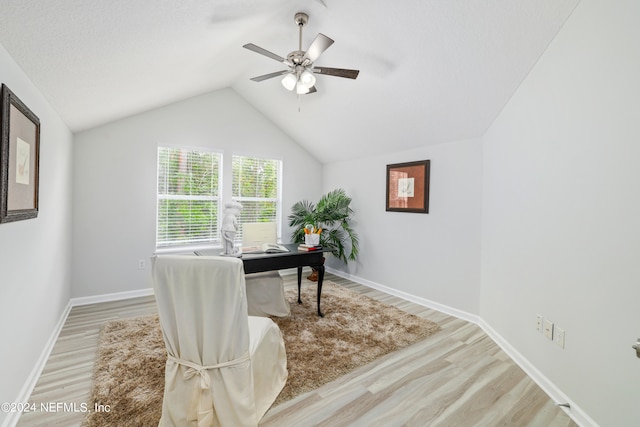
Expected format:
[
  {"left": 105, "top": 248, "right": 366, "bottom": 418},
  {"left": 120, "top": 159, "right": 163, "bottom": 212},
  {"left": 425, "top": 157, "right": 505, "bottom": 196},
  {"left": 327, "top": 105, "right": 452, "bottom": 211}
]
[
  {"left": 138, "top": 259, "right": 146, "bottom": 270},
  {"left": 555, "top": 327, "right": 565, "bottom": 349},
  {"left": 543, "top": 319, "right": 554, "bottom": 340},
  {"left": 536, "top": 314, "right": 543, "bottom": 333}
]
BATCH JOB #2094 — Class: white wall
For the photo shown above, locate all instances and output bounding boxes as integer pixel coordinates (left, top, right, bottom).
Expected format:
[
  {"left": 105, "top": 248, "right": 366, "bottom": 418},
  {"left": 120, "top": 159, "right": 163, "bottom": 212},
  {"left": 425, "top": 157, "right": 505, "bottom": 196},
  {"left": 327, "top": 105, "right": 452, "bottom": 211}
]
[
  {"left": 72, "top": 88, "right": 323, "bottom": 298},
  {"left": 481, "top": 0, "right": 640, "bottom": 425},
  {"left": 323, "top": 138, "right": 483, "bottom": 315},
  {"left": 6, "top": 1, "right": 638, "bottom": 425},
  {"left": 0, "top": 44, "right": 73, "bottom": 426}
]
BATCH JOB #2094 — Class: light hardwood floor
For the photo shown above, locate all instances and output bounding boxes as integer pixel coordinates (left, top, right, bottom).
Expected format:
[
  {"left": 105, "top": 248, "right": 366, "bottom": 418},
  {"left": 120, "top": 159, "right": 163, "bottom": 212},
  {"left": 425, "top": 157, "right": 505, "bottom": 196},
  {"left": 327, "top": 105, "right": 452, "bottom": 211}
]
[{"left": 17, "top": 272, "right": 577, "bottom": 426}]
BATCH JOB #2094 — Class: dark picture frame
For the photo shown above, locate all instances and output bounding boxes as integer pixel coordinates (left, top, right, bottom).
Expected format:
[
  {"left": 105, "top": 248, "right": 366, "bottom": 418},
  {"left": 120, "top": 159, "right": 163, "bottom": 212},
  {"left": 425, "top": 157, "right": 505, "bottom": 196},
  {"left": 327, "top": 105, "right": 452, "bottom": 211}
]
[
  {"left": 1, "top": 84, "right": 41, "bottom": 223},
  {"left": 386, "top": 160, "right": 430, "bottom": 214}
]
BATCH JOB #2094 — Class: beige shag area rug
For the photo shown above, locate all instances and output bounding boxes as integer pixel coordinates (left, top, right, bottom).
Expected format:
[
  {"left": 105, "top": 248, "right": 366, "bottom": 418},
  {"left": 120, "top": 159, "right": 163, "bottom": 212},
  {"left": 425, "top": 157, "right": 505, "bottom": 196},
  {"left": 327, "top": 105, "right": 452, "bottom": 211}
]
[{"left": 82, "top": 282, "right": 439, "bottom": 426}]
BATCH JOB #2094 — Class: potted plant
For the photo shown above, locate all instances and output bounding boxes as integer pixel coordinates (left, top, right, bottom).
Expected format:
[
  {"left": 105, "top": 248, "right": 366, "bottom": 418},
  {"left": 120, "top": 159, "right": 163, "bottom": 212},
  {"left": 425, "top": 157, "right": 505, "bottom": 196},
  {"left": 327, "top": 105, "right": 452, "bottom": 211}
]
[{"left": 288, "top": 189, "right": 359, "bottom": 279}]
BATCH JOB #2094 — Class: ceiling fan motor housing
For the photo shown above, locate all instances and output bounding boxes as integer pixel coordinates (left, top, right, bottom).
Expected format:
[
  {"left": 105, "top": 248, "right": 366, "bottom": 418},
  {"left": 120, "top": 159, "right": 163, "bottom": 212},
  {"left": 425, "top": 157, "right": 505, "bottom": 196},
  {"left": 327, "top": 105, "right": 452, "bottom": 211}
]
[{"left": 287, "top": 51, "right": 306, "bottom": 66}]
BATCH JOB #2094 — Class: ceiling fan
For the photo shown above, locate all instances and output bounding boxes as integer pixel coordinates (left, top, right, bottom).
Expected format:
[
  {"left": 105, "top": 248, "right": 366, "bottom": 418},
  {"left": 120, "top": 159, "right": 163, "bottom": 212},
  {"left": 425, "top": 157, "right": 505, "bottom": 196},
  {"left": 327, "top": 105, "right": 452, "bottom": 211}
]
[{"left": 243, "top": 12, "right": 359, "bottom": 95}]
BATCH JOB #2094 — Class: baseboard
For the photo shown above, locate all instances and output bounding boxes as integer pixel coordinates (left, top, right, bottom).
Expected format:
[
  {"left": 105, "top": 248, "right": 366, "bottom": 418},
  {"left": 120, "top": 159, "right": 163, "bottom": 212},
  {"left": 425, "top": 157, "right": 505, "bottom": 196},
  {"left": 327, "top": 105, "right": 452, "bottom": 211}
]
[
  {"left": 1, "top": 301, "right": 73, "bottom": 427},
  {"left": 326, "top": 267, "right": 595, "bottom": 427},
  {"left": 477, "top": 319, "right": 598, "bottom": 427},
  {"left": 326, "top": 267, "right": 480, "bottom": 324},
  {"left": 70, "top": 287, "right": 155, "bottom": 307}
]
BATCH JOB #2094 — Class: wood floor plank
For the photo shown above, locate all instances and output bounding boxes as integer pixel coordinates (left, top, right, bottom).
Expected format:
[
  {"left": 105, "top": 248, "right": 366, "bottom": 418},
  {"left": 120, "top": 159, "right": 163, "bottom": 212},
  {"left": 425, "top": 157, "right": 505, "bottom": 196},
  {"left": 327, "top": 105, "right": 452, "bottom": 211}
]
[{"left": 17, "top": 273, "right": 576, "bottom": 427}]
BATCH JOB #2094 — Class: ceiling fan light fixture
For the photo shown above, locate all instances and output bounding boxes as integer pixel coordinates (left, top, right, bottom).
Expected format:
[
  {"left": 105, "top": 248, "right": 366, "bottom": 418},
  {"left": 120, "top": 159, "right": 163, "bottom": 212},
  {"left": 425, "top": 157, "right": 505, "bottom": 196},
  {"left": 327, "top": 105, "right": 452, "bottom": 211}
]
[
  {"left": 281, "top": 73, "right": 297, "bottom": 91},
  {"left": 296, "top": 81, "right": 310, "bottom": 94},
  {"left": 299, "top": 70, "right": 316, "bottom": 87}
]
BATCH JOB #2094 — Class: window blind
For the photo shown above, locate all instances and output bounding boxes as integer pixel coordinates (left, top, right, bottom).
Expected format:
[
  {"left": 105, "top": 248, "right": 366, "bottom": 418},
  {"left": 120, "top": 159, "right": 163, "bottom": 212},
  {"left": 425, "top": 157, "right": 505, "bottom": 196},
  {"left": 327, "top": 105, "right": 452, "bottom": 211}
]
[
  {"left": 156, "top": 147, "right": 221, "bottom": 247},
  {"left": 232, "top": 155, "right": 282, "bottom": 241}
]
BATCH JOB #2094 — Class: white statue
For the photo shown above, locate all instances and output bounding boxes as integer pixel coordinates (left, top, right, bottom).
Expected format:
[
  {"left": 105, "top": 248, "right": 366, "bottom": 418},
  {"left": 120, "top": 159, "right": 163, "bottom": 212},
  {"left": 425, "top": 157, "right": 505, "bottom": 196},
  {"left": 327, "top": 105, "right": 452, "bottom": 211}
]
[{"left": 220, "top": 201, "right": 243, "bottom": 257}]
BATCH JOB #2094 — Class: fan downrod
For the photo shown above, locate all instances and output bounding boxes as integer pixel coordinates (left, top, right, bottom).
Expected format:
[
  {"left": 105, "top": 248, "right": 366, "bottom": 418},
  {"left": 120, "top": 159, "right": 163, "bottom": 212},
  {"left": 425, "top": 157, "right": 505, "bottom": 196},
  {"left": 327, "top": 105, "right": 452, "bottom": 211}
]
[{"left": 292, "top": 12, "right": 309, "bottom": 62}]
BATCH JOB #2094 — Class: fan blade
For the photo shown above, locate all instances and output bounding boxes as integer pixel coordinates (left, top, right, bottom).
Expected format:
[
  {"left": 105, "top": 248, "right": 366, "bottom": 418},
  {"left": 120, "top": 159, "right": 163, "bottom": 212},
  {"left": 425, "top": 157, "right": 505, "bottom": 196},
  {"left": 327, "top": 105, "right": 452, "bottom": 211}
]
[
  {"left": 302, "top": 33, "right": 334, "bottom": 63},
  {"left": 243, "top": 43, "right": 288, "bottom": 64},
  {"left": 250, "top": 70, "right": 290, "bottom": 82},
  {"left": 307, "top": 85, "right": 317, "bottom": 94},
  {"left": 312, "top": 67, "right": 360, "bottom": 79}
]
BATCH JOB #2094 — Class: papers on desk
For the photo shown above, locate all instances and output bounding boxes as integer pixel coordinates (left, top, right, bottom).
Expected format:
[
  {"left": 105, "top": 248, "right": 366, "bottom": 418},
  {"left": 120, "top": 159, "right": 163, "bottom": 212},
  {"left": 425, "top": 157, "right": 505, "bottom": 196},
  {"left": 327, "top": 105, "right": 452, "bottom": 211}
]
[{"left": 242, "top": 243, "right": 290, "bottom": 254}]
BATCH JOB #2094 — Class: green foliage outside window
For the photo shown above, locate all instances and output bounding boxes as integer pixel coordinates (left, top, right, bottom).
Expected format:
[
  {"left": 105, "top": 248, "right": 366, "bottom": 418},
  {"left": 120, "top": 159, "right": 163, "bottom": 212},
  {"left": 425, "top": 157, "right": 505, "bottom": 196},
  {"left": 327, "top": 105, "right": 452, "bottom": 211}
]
[
  {"left": 157, "top": 148, "right": 220, "bottom": 247},
  {"left": 157, "top": 149, "right": 220, "bottom": 196},
  {"left": 232, "top": 155, "right": 280, "bottom": 225}
]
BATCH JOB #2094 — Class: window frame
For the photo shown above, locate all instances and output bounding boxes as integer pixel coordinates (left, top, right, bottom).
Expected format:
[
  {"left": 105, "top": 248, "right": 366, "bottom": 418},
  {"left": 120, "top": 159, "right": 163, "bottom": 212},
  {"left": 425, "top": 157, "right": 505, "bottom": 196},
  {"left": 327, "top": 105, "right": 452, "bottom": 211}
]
[{"left": 155, "top": 145, "right": 223, "bottom": 251}]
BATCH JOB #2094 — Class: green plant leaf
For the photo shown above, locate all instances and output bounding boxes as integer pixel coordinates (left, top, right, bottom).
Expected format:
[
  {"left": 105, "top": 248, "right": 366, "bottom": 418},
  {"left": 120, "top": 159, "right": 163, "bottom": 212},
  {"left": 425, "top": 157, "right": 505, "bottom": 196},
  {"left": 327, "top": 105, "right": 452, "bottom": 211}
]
[{"left": 288, "top": 188, "right": 359, "bottom": 263}]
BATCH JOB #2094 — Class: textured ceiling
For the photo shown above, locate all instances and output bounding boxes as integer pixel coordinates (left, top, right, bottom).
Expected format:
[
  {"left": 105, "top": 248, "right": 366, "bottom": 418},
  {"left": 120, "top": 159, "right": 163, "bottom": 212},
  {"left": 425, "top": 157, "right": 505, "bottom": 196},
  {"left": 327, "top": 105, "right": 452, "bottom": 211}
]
[{"left": 0, "top": 0, "right": 579, "bottom": 163}]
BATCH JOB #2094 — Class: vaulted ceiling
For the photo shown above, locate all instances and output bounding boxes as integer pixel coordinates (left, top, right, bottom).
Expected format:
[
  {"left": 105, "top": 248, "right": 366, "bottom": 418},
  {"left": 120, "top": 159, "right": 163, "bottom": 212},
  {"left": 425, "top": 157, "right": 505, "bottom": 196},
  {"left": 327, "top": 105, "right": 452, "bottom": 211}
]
[{"left": 0, "top": 0, "right": 579, "bottom": 163}]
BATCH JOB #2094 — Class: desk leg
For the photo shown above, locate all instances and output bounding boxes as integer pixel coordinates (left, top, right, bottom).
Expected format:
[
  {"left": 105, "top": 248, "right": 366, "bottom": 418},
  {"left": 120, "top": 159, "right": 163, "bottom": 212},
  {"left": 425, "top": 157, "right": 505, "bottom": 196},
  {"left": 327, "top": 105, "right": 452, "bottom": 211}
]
[
  {"left": 316, "top": 264, "right": 325, "bottom": 317},
  {"left": 297, "top": 266, "right": 303, "bottom": 304}
]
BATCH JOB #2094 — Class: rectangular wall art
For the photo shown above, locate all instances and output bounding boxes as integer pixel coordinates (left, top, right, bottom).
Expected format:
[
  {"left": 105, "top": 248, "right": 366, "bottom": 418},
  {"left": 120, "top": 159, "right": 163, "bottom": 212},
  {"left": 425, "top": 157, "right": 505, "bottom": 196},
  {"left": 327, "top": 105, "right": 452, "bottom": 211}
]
[
  {"left": 386, "top": 160, "right": 430, "bottom": 213},
  {"left": 1, "top": 84, "right": 41, "bottom": 223}
]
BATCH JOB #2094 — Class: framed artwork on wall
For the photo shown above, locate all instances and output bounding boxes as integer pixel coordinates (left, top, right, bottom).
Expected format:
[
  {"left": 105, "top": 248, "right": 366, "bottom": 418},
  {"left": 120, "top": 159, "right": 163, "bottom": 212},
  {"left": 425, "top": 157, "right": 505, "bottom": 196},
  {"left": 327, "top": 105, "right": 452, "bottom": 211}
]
[
  {"left": 0, "top": 84, "right": 41, "bottom": 223},
  {"left": 386, "top": 160, "right": 430, "bottom": 213}
]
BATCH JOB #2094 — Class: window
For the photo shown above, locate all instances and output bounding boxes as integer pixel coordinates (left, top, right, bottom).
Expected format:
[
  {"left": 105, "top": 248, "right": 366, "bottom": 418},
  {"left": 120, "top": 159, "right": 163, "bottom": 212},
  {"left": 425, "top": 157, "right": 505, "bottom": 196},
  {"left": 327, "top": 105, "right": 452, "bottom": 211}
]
[
  {"left": 156, "top": 149, "right": 281, "bottom": 249},
  {"left": 156, "top": 147, "right": 222, "bottom": 248},
  {"left": 232, "top": 155, "right": 282, "bottom": 241}
]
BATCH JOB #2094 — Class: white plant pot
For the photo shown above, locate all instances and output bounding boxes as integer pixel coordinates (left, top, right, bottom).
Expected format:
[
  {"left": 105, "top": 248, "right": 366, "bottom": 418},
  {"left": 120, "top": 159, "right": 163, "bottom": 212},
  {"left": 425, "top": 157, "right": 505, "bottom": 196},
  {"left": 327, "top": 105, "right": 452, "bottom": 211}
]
[{"left": 305, "top": 234, "right": 320, "bottom": 246}]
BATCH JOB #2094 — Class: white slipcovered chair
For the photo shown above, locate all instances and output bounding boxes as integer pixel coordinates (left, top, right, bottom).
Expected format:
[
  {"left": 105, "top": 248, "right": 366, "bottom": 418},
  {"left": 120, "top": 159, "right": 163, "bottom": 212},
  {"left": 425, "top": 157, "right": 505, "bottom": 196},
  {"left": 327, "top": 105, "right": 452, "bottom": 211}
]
[
  {"left": 245, "top": 271, "right": 290, "bottom": 317},
  {"left": 151, "top": 255, "right": 287, "bottom": 427}
]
